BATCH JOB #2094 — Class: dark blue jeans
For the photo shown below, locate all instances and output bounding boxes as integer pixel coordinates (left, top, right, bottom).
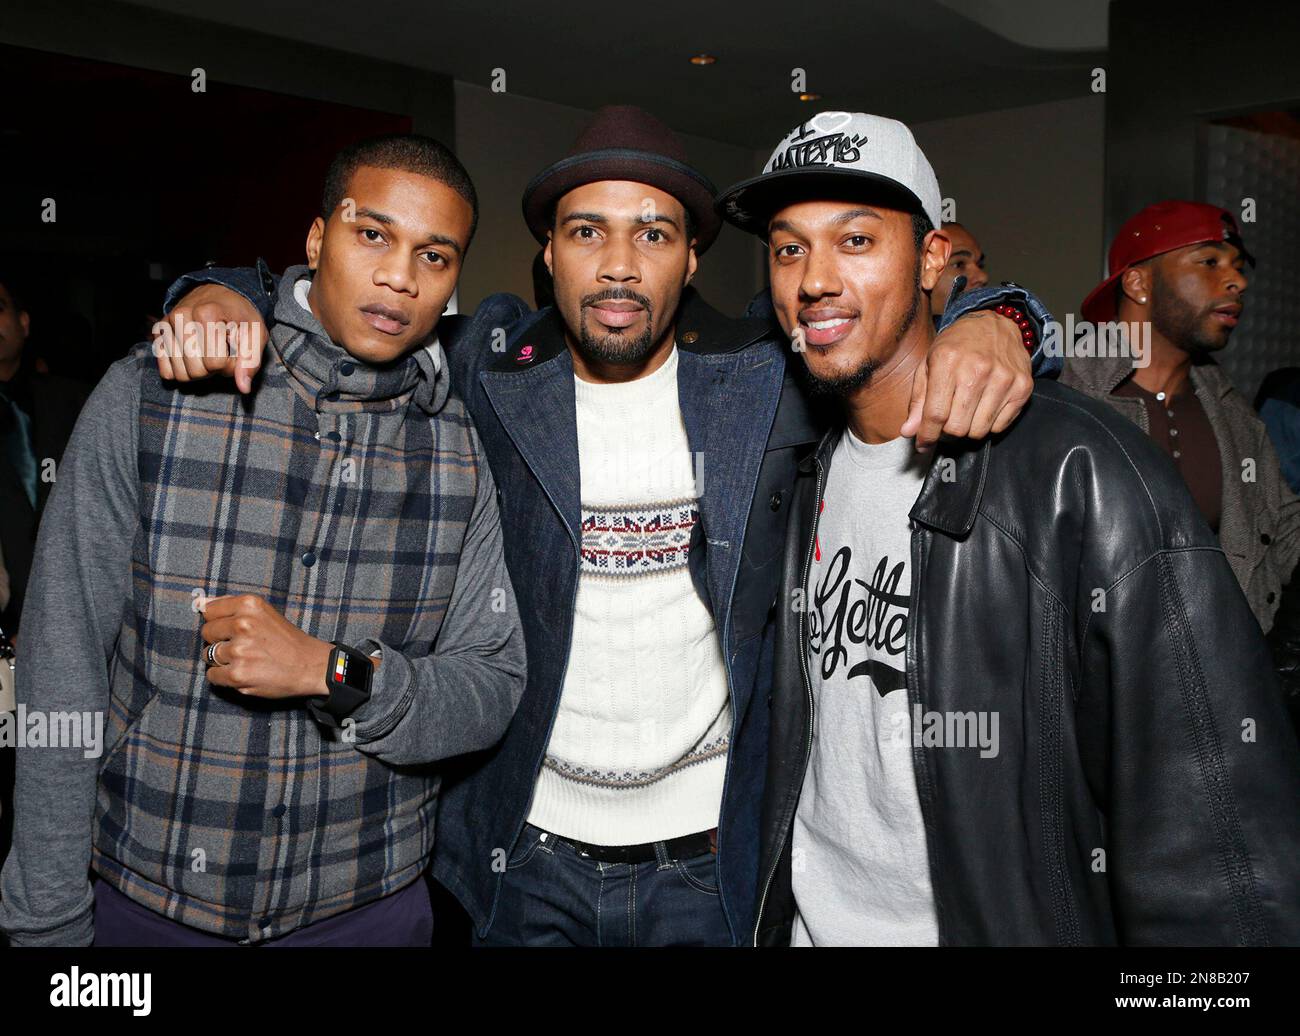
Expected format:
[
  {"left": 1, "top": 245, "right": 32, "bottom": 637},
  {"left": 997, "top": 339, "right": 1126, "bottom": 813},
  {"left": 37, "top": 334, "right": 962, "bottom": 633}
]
[{"left": 474, "top": 823, "right": 732, "bottom": 946}]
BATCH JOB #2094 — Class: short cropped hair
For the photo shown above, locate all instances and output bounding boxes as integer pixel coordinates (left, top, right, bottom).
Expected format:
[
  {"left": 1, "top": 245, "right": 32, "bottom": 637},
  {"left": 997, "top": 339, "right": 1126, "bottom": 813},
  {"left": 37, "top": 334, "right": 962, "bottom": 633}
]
[
  {"left": 321, "top": 134, "right": 479, "bottom": 244},
  {"left": 912, "top": 211, "right": 934, "bottom": 255}
]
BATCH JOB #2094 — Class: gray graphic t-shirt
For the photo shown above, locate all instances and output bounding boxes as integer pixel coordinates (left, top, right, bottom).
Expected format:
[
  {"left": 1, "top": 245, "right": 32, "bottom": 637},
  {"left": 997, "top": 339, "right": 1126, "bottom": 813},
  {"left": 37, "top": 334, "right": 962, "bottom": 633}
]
[{"left": 790, "top": 428, "right": 939, "bottom": 946}]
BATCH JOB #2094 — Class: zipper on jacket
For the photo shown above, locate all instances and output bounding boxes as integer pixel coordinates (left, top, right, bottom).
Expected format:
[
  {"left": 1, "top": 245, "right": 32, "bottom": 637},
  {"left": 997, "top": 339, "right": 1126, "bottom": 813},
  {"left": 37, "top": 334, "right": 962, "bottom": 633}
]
[{"left": 752, "top": 453, "right": 824, "bottom": 946}]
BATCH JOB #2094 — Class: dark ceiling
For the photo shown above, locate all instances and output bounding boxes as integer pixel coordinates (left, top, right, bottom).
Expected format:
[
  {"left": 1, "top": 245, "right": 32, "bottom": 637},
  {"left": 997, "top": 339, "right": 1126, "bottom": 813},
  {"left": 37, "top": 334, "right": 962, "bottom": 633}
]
[{"left": 122, "top": 0, "right": 1108, "bottom": 148}]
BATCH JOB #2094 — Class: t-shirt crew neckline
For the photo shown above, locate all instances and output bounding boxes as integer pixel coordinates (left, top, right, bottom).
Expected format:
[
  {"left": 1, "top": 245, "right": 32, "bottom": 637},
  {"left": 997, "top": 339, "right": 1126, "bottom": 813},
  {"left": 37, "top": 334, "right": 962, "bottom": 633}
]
[{"left": 838, "top": 426, "right": 919, "bottom": 472}]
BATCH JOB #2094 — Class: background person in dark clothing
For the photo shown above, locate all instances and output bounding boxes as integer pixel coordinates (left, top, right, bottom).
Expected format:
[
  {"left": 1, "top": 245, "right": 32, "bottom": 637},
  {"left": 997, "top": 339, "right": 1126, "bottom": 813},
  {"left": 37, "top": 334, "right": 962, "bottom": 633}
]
[
  {"left": 1256, "top": 366, "right": 1300, "bottom": 495},
  {"left": 0, "top": 272, "right": 89, "bottom": 891},
  {"left": 0, "top": 273, "right": 90, "bottom": 638}
]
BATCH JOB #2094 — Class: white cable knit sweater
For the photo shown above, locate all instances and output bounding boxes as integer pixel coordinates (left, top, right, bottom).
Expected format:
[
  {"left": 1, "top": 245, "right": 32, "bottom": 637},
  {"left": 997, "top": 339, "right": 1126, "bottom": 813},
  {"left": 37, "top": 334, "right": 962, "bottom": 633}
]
[{"left": 525, "top": 347, "right": 732, "bottom": 845}]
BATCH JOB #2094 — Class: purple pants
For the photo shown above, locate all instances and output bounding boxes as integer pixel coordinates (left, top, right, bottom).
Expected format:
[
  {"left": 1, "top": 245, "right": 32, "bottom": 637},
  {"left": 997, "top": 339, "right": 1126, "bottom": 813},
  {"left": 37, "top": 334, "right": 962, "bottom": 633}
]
[{"left": 92, "top": 876, "right": 433, "bottom": 947}]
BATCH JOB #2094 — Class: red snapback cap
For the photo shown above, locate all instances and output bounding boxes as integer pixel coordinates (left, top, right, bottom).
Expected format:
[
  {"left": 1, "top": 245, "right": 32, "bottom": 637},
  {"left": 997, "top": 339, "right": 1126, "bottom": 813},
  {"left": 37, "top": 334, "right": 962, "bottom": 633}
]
[{"left": 1081, "top": 200, "right": 1253, "bottom": 323}]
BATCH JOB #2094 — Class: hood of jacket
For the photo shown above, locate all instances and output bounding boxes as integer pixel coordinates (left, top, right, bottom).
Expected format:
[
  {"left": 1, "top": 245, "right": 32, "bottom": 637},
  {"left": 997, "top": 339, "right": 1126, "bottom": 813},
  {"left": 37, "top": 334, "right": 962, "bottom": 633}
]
[{"left": 269, "top": 264, "right": 450, "bottom": 416}]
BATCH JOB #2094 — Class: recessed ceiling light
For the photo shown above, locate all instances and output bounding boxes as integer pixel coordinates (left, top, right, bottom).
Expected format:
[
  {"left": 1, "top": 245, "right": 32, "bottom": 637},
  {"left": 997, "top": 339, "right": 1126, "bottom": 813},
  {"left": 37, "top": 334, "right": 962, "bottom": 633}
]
[
  {"left": 690, "top": 54, "right": 717, "bottom": 65},
  {"left": 799, "top": 92, "right": 821, "bottom": 102}
]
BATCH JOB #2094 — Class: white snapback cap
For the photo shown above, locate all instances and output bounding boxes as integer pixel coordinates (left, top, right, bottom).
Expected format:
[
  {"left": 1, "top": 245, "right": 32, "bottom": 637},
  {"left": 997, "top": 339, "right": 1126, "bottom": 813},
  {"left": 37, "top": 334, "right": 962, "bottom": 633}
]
[{"left": 717, "top": 111, "right": 942, "bottom": 235}]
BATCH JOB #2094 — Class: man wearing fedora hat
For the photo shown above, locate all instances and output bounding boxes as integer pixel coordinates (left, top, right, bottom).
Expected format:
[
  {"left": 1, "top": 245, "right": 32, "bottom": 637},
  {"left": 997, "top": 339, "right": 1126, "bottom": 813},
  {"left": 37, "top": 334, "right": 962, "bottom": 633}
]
[
  {"left": 150, "top": 105, "right": 1058, "bottom": 945},
  {"left": 1064, "top": 201, "right": 1300, "bottom": 632},
  {"left": 723, "top": 114, "right": 1300, "bottom": 946}
]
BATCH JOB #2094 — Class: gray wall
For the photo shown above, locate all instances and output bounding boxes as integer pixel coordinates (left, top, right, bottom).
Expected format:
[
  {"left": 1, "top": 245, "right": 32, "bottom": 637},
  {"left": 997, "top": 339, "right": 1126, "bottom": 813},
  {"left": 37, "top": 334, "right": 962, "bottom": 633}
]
[
  {"left": 912, "top": 95, "right": 1107, "bottom": 320},
  {"left": 1105, "top": 0, "right": 1300, "bottom": 242},
  {"left": 453, "top": 81, "right": 765, "bottom": 315}
]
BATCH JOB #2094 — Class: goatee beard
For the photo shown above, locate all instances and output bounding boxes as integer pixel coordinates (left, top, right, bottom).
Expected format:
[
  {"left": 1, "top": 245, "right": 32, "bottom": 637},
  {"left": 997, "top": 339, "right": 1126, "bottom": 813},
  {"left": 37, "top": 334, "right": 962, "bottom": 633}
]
[
  {"left": 1151, "top": 270, "right": 1232, "bottom": 355},
  {"left": 575, "top": 288, "right": 657, "bottom": 367},
  {"left": 802, "top": 281, "right": 922, "bottom": 399}
]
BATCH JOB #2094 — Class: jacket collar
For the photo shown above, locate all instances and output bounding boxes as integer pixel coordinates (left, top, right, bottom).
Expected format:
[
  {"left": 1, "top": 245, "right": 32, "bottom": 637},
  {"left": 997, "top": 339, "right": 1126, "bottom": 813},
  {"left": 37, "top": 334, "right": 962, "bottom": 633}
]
[
  {"left": 1063, "top": 350, "right": 1136, "bottom": 396},
  {"left": 479, "top": 333, "right": 583, "bottom": 546},
  {"left": 1070, "top": 347, "right": 1236, "bottom": 404},
  {"left": 674, "top": 286, "right": 776, "bottom": 355},
  {"left": 269, "top": 265, "right": 448, "bottom": 415},
  {"left": 1189, "top": 358, "right": 1235, "bottom": 401},
  {"left": 910, "top": 436, "right": 993, "bottom": 536}
]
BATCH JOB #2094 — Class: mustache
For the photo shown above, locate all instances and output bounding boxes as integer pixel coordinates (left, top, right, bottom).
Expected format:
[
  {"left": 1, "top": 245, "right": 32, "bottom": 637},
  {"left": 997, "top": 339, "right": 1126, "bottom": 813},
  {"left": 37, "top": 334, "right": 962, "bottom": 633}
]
[{"left": 580, "top": 288, "right": 653, "bottom": 311}]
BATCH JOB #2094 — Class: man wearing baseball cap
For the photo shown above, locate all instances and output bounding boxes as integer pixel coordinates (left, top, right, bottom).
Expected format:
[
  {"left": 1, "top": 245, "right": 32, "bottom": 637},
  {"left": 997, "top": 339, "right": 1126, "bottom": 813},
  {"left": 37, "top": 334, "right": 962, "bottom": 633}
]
[
  {"left": 1064, "top": 200, "right": 1300, "bottom": 631},
  {"left": 722, "top": 113, "right": 1300, "bottom": 946},
  {"left": 147, "top": 105, "right": 1058, "bottom": 946}
]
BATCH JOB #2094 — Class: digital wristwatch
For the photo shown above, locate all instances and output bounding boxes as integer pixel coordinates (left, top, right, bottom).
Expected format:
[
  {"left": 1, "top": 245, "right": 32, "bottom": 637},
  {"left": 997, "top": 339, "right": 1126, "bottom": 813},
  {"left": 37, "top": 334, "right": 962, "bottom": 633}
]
[{"left": 307, "top": 641, "right": 374, "bottom": 727}]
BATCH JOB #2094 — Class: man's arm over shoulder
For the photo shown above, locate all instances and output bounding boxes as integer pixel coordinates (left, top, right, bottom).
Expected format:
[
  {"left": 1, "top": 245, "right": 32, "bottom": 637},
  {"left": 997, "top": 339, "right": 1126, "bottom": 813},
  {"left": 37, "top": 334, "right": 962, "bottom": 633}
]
[
  {"left": 338, "top": 425, "right": 526, "bottom": 765},
  {"left": 163, "top": 259, "right": 278, "bottom": 324},
  {"left": 939, "top": 281, "right": 1061, "bottom": 380},
  {"left": 0, "top": 352, "right": 143, "bottom": 946}
]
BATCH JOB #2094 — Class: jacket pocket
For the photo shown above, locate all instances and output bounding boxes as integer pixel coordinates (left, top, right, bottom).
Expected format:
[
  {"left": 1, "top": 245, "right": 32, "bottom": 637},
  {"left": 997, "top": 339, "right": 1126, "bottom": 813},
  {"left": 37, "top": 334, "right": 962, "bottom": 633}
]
[{"left": 96, "top": 661, "right": 212, "bottom": 893}]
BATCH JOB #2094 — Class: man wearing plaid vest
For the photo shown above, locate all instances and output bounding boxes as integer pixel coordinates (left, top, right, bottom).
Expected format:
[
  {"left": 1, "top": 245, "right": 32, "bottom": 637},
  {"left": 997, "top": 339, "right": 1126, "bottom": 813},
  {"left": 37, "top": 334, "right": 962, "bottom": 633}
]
[{"left": 0, "top": 135, "right": 526, "bottom": 946}]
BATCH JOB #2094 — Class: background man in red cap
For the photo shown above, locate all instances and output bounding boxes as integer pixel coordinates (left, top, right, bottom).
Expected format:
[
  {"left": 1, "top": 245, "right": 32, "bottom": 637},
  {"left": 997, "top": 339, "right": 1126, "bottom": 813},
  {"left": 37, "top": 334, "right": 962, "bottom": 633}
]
[
  {"left": 145, "top": 105, "right": 1058, "bottom": 946},
  {"left": 1064, "top": 200, "right": 1300, "bottom": 631}
]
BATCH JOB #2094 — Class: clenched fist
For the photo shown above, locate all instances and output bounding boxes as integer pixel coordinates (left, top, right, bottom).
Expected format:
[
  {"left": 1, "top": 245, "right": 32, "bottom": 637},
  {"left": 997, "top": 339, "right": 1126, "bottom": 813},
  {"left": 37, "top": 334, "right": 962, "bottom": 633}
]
[
  {"left": 153, "top": 285, "right": 269, "bottom": 394},
  {"left": 200, "top": 593, "right": 335, "bottom": 700}
]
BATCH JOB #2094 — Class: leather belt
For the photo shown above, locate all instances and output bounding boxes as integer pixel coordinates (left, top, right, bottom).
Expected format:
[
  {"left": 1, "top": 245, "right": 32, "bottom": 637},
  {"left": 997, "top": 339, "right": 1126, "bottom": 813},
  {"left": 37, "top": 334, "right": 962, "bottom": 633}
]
[{"left": 559, "top": 827, "right": 718, "bottom": 864}]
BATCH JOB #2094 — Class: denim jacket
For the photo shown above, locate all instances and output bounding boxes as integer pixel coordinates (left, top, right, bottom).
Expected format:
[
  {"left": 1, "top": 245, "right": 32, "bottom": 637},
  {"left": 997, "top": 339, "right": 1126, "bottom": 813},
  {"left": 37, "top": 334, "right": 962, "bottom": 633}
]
[{"left": 164, "top": 262, "right": 1056, "bottom": 942}]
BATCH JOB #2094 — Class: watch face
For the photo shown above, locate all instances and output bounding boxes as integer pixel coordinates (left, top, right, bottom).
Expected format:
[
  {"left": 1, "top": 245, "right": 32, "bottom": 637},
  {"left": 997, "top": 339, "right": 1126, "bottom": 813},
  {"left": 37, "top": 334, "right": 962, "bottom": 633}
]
[{"left": 328, "top": 644, "right": 372, "bottom": 698}]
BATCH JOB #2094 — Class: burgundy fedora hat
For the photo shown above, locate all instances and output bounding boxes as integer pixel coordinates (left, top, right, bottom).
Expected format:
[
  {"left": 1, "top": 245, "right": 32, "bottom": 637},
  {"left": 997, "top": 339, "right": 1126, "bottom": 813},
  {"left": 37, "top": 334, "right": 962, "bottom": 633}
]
[{"left": 521, "top": 104, "right": 721, "bottom": 253}]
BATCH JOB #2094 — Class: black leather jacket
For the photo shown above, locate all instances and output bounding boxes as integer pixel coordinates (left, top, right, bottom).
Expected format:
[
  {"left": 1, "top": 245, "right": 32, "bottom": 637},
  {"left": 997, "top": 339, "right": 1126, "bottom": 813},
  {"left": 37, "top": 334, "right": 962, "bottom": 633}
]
[
  {"left": 757, "top": 380, "right": 1300, "bottom": 946},
  {"left": 1267, "top": 570, "right": 1300, "bottom": 735}
]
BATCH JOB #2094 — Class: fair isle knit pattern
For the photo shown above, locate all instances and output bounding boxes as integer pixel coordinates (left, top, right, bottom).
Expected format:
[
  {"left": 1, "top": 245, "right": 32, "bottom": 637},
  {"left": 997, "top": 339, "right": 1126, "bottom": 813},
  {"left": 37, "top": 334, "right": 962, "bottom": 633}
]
[
  {"left": 580, "top": 500, "right": 695, "bottom": 577},
  {"left": 526, "top": 347, "right": 733, "bottom": 845},
  {"left": 543, "top": 734, "right": 729, "bottom": 789}
]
